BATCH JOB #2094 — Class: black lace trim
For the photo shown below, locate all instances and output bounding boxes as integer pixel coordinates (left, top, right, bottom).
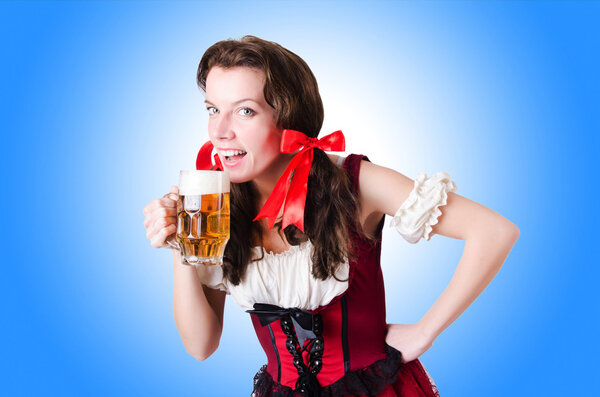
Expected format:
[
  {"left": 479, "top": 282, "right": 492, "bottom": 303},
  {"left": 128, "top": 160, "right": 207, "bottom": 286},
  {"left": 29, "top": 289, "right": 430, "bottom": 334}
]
[
  {"left": 279, "top": 314, "right": 324, "bottom": 395},
  {"left": 251, "top": 344, "right": 403, "bottom": 397}
]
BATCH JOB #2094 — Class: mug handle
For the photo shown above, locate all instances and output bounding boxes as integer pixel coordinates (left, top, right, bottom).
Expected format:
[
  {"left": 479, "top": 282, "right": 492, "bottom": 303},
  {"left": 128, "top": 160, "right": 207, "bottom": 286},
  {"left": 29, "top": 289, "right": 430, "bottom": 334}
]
[{"left": 165, "top": 235, "right": 180, "bottom": 250}]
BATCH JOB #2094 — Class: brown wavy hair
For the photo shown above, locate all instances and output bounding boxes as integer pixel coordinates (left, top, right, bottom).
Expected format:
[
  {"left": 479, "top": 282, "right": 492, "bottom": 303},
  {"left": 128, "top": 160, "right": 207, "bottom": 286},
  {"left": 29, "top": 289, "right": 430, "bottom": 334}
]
[{"left": 197, "top": 35, "right": 365, "bottom": 285}]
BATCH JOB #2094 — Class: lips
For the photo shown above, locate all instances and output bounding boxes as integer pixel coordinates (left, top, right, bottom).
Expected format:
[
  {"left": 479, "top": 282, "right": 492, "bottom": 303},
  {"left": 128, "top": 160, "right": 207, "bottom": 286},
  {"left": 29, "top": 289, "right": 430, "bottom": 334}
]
[{"left": 217, "top": 148, "right": 247, "bottom": 167}]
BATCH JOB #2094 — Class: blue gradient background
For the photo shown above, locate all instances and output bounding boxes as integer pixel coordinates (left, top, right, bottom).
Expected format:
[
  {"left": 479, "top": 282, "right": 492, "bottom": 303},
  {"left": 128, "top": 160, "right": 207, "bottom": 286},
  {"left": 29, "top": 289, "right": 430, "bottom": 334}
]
[{"left": 1, "top": 1, "right": 598, "bottom": 396}]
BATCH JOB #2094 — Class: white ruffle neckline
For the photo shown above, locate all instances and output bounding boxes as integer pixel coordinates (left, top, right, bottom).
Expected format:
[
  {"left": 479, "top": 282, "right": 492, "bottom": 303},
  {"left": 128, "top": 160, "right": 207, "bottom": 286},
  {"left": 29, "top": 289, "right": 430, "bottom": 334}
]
[
  {"left": 196, "top": 239, "right": 350, "bottom": 311},
  {"left": 251, "top": 239, "right": 312, "bottom": 258}
]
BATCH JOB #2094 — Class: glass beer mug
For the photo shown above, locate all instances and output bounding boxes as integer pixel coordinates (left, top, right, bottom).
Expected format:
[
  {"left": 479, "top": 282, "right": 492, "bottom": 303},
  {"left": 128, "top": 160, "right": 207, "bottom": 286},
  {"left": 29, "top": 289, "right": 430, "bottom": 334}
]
[{"left": 166, "top": 170, "right": 230, "bottom": 266}]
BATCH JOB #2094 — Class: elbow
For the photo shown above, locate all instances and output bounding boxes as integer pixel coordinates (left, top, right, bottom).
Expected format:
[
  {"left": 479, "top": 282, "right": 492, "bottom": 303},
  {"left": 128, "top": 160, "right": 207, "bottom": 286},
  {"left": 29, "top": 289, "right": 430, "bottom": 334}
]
[
  {"left": 512, "top": 225, "right": 520, "bottom": 241},
  {"left": 503, "top": 222, "right": 520, "bottom": 243},
  {"left": 488, "top": 216, "right": 520, "bottom": 244},
  {"left": 187, "top": 341, "right": 219, "bottom": 361},
  {"left": 179, "top": 330, "right": 221, "bottom": 361},
  {"left": 490, "top": 222, "right": 519, "bottom": 250},
  {"left": 467, "top": 219, "right": 520, "bottom": 247},
  {"left": 190, "top": 352, "right": 211, "bottom": 362},
  {"left": 492, "top": 222, "right": 520, "bottom": 255}
]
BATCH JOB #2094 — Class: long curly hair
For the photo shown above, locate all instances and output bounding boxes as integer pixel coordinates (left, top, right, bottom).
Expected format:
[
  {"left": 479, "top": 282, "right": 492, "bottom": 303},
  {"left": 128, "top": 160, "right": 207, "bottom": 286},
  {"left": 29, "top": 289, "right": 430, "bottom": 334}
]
[{"left": 197, "top": 35, "right": 367, "bottom": 285}]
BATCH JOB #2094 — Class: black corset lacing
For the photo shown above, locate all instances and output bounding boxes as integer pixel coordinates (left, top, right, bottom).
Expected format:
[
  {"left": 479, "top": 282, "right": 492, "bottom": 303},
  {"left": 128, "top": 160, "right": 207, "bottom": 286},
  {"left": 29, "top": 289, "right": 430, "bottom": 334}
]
[{"left": 247, "top": 303, "right": 324, "bottom": 396}]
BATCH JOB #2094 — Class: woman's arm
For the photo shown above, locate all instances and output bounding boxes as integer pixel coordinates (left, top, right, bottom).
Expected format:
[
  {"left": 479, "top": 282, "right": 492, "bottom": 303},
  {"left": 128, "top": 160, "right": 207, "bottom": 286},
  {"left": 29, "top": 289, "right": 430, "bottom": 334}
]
[
  {"left": 144, "top": 185, "right": 226, "bottom": 361},
  {"left": 172, "top": 244, "right": 226, "bottom": 361},
  {"left": 358, "top": 160, "right": 520, "bottom": 360},
  {"left": 417, "top": 192, "right": 519, "bottom": 341}
]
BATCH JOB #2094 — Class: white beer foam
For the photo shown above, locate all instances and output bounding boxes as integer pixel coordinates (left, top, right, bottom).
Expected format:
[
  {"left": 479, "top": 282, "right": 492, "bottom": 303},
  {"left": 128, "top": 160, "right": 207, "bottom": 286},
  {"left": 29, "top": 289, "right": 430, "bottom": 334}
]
[{"left": 179, "top": 170, "right": 230, "bottom": 195}]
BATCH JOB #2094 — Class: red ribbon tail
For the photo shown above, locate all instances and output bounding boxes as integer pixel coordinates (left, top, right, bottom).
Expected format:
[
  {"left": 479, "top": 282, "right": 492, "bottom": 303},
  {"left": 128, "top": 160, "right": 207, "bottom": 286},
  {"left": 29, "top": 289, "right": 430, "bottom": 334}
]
[
  {"left": 254, "top": 152, "right": 307, "bottom": 229},
  {"left": 254, "top": 164, "right": 294, "bottom": 229},
  {"left": 282, "top": 150, "right": 312, "bottom": 232}
]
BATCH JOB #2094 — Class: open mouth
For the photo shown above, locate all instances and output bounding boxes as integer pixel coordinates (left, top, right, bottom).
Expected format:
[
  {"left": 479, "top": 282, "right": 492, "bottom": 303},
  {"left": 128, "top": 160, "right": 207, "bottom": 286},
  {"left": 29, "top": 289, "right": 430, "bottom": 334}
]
[{"left": 220, "top": 149, "right": 247, "bottom": 162}]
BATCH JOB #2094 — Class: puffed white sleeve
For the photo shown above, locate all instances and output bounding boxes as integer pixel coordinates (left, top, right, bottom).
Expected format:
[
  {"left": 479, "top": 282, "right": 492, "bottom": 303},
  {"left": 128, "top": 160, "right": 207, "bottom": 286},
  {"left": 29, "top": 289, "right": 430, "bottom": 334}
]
[
  {"left": 389, "top": 172, "right": 457, "bottom": 244},
  {"left": 194, "top": 263, "right": 229, "bottom": 294}
]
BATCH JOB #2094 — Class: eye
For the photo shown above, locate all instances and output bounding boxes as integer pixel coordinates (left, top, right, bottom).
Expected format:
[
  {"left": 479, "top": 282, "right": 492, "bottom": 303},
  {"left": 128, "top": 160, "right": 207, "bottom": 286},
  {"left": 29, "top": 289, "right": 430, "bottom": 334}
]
[
  {"left": 206, "top": 107, "right": 218, "bottom": 115},
  {"left": 238, "top": 107, "right": 255, "bottom": 117}
]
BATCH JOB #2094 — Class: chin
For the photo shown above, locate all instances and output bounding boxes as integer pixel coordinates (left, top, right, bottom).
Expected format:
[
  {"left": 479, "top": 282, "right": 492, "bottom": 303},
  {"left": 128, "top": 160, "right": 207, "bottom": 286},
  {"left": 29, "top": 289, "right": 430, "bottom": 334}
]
[
  {"left": 230, "top": 176, "right": 250, "bottom": 184},
  {"left": 227, "top": 170, "right": 253, "bottom": 184}
]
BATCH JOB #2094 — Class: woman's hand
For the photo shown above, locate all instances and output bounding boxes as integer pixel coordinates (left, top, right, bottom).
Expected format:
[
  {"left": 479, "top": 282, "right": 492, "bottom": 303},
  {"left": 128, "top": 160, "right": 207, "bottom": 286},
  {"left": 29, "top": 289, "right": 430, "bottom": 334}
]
[
  {"left": 143, "top": 185, "right": 179, "bottom": 248},
  {"left": 385, "top": 323, "right": 434, "bottom": 363}
]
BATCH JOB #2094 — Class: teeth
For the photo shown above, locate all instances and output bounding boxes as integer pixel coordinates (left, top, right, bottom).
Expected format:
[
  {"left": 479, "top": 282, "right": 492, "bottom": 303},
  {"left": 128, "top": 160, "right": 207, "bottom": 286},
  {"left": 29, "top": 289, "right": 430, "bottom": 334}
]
[{"left": 220, "top": 149, "right": 246, "bottom": 157}]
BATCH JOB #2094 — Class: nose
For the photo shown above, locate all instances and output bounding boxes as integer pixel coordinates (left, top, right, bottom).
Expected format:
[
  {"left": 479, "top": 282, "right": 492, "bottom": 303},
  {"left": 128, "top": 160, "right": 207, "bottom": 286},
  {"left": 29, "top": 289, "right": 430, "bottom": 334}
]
[{"left": 210, "top": 112, "right": 235, "bottom": 141}]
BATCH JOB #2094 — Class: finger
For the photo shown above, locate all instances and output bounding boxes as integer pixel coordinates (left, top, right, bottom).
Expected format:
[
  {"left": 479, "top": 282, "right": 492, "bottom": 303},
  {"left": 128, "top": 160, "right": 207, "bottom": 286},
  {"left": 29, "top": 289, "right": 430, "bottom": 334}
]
[
  {"left": 145, "top": 213, "right": 176, "bottom": 239},
  {"left": 152, "top": 225, "right": 177, "bottom": 248},
  {"left": 163, "top": 194, "right": 178, "bottom": 203},
  {"left": 149, "top": 216, "right": 177, "bottom": 236},
  {"left": 145, "top": 190, "right": 177, "bottom": 214},
  {"left": 150, "top": 206, "right": 177, "bottom": 218},
  {"left": 150, "top": 224, "right": 177, "bottom": 248},
  {"left": 144, "top": 212, "right": 174, "bottom": 230},
  {"left": 151, "top": 198, "right": 165, "bottom": 210},
  {"left": 158, "top": 197, "right": 177, "bottom": 208},
  {"left": 144, "top": 199, "right": 175, "bottom": 228}
]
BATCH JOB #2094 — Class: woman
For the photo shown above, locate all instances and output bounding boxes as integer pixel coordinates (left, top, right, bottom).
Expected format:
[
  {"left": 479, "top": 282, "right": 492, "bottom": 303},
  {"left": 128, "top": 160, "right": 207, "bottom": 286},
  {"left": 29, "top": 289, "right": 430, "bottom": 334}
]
[{"left": 143, "top": 35, "right": 520, "bottom": 396}]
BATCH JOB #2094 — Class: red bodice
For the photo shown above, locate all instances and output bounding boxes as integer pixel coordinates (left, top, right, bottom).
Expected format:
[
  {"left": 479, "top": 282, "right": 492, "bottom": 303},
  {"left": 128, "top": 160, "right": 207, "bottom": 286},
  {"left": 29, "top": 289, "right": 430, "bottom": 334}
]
[{"left": 248, "top": 155, "right": 439, "bottom": 397}]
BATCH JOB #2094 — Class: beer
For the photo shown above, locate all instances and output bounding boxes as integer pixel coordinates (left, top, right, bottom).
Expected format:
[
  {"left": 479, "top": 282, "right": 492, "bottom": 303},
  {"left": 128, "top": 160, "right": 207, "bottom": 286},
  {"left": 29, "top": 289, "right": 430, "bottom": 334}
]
[{"left": 175, "top": 171, "right": 230, "bottom": 266}]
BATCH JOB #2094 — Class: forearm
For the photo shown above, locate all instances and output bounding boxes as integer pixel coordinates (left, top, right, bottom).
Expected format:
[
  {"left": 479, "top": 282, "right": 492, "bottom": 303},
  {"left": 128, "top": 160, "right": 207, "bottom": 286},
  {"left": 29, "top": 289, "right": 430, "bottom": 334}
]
[
  {"left": 418, "top": 226, "right": 520, "bottom": 341},
  {"left": 172, "top": 250, "right": 222, "bottom": 360}
]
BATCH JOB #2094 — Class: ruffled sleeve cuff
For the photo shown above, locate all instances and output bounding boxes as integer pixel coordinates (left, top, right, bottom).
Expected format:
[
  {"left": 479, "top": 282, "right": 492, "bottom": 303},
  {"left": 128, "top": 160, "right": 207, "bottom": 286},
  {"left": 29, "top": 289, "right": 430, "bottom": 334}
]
[
  {"left": 194, "top": 263, "right": 229, "bottom": 294},
  {"left": 389, "top": 172, "right": 457, "bottom": 244}
]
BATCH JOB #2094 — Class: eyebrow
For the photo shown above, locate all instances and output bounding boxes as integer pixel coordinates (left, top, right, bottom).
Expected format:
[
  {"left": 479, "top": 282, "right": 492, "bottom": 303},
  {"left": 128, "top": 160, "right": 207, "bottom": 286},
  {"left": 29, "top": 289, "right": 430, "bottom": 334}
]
[{"left": 204, "top": 98, "right": 261, "bottom": 106}]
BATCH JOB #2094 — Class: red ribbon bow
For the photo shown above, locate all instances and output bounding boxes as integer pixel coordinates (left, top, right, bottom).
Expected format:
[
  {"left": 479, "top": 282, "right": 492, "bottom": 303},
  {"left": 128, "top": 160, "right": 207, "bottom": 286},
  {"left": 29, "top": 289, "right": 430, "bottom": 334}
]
[
  {"left": 255, "top": 129, "right": 345, "bottom": 232},
  {"left": 194, "top": 129, "right": 345, "bottom": 232}
]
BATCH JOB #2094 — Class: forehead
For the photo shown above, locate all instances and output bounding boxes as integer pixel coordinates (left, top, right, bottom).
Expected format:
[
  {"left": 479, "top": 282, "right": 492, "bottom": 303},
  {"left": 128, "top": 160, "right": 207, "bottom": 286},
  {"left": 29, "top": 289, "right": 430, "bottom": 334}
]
[{"left": 205, "top": 66, "right": 266, "bottom": 104}]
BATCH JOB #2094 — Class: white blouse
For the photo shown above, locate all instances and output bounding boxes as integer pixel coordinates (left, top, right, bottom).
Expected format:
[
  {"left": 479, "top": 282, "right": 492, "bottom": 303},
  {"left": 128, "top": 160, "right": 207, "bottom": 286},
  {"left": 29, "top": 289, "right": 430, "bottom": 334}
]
[
  {"left": 195, "top": 241, "right": 349, "bottom": 311},
  {"left": 195, "top": 171, "right": 457, "bottom": 310}
]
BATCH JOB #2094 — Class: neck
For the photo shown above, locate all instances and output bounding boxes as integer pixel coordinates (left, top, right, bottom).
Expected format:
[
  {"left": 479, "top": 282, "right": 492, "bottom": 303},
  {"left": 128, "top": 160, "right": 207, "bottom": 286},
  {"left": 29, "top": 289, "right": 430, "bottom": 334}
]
[{"left": 253, "top": 152, "right": 296, "bottom": 206}]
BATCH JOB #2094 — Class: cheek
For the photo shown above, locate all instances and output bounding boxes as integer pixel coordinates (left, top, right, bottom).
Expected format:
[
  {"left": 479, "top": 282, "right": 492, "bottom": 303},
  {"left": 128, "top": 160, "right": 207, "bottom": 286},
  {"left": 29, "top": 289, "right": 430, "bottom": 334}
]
[
  {"left": 249, "top": 124, "right": 281, "bottom": 155},
  {"left": 260, "top": 139, "right": 280, "bottom": 162},
  {"left": 265, "top": 128, "right": 282, "bottom": 150},
  {"left": 206, "top": 119, "right": 217, "bottom": 140}
]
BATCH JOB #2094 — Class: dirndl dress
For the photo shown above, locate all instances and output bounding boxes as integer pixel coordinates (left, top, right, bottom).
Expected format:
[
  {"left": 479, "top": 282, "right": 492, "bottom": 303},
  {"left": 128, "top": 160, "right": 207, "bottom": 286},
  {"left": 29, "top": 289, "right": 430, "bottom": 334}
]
[{"left": 196, "top": 154, "right": 457, "bottom": 396}]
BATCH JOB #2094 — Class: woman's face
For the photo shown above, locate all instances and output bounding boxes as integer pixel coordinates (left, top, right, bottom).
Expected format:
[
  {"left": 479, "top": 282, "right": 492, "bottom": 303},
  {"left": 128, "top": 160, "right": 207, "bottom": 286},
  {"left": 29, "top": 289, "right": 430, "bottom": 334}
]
[{"left": 205, "top": 66, "right": 283, "bottom": 183}]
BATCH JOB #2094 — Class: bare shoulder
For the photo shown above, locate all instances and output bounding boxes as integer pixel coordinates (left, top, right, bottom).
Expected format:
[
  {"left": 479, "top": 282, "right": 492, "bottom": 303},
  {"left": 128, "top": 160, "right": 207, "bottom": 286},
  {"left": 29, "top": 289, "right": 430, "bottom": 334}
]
[
  {"left": 326, "top": 153, "right": 342, "bottom": 167},
  {"left": 357, "top": 159, "right": 415, "bottom": 218},
  {"left": 349, "top": 159, "right": 414, "bottom": 234}
]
